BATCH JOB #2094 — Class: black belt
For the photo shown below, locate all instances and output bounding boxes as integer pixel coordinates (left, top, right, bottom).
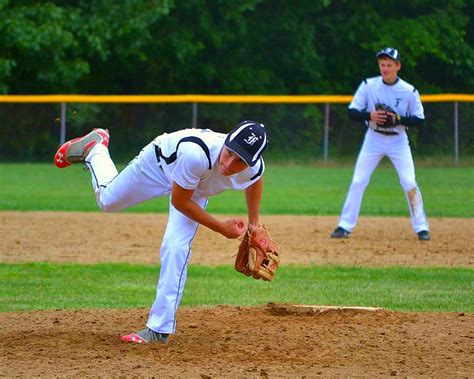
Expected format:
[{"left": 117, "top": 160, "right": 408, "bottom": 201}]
[{"left": 373, "top": 129, "right": 398, "bottom": 136}]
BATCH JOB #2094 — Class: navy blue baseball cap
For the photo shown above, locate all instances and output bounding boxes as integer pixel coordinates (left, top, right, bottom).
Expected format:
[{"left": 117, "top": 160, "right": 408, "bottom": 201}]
[
  {"left": 224, "top": 120, "right": 268, "bottom": 167},
  {"left": 376, "top": 47, "right": 400, "bottom": 61}
]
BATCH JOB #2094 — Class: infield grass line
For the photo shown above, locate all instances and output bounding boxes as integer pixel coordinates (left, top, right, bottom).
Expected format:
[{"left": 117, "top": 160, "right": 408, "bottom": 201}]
[
  {"left": 1, "top": 263, "right": 472, "bottom": 313},
  {"left": 0, "top": 163, "right": 473, "bottom": 217}
]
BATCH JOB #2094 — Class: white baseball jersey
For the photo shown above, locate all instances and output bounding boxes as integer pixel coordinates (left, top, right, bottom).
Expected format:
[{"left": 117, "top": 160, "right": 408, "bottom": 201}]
[
  {"left": 337, "top": 76, "right": 429, "bottom": 235},
  {"left": 153, "top": 128, "right": 264, "bottom": 197},
  {"left": 349, "top": 76, "right": 425, "bottom": 134},
  {"left": 84, "top": 128, "right": 265, "bottom": 335}
]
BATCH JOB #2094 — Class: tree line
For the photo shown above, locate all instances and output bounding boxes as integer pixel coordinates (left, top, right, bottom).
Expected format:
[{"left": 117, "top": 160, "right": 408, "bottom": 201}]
[{"left": 1, "top": 0, "right": 473, "bottom": 95}]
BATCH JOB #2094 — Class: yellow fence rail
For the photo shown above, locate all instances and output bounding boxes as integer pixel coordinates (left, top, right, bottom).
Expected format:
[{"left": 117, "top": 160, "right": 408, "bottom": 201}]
[
  {"left": 0, "top": 94, "right": 472, "bottom": 165},
  {"left": 0, "top": 94, "right": 473, "bottom": 103}
]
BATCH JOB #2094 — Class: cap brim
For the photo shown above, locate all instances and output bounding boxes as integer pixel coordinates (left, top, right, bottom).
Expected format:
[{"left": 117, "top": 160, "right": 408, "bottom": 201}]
[
  {"left": 224, "top": 142, "right": 255, "bottom": 167},
  {"left": 376, "top": 53, "right": 399, "bottom": 61}
]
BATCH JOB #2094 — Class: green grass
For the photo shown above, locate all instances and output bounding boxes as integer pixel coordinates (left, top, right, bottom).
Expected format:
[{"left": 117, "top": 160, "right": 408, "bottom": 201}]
[
  {"left": 0, "top": 163, "right": 473, "bottom": 217},
  {"left": 0, "top": 163, "right": 472, "bottom": 315},
  {"left": 1, "top": 263, "right": 472, "bottom": 313}
]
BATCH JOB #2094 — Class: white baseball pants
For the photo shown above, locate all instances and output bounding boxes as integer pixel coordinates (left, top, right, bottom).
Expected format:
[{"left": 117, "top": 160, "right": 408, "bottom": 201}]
[
  {"left": 338, "top": 129, "right": 429, "bottom": 233},
  {"left": 85, "top": 142, "right": 208, "bottom": 334}
]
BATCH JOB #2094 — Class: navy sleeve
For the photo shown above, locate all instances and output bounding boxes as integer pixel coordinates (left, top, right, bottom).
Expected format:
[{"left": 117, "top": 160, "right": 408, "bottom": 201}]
[
  {"left": 348, "top": 108, "right": 371, "bottom": 122},
  {"left": 400, "top": 116, "right": 424, "bottom": 128}
]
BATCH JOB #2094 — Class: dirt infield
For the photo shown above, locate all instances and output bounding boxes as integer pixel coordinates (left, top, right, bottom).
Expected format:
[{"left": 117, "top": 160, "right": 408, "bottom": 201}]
[
  {"left": 0, "top": 212, "right": 473, "bottom": 377},
  {"left": 1, "top": 212, "right": 472, "bottom": 267}
]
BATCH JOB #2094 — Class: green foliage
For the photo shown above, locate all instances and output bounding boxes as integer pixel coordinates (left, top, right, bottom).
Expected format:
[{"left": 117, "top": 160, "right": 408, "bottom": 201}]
[
  {"left": 0, "top": 2, "right": 86, "bottom": 92},
  {"left": 0, "top": 0, "right": 174, "bottom": 93},
  {"left": 0, "top": 1, "right": 472, "bottom": 94},
  {"left": 0, "top": 263, "right": 472, "bottom": 312}
]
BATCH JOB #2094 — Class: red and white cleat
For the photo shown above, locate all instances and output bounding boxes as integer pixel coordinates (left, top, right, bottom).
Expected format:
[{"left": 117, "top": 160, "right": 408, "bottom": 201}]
[
  {"left": 121, "top": 333, "right": 148, "bottom": 344},
  {"left": 54, "top": 128, "right": 109, "bottom": 168},
  {"left": 121, "top": 328, "right": 169, "bottom": 344}
]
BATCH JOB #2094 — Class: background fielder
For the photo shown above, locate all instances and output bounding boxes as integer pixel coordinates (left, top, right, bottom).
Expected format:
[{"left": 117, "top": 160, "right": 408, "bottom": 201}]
[
  {"left": 331, "top": 47, "right": 430, "bottom": 241},
  {"left": 54, "top": 120, "right": 268, "bottom": 344}
]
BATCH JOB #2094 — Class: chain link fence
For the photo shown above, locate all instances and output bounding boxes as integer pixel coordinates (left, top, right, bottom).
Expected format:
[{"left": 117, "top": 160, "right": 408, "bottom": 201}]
[{"left": 0, "top": 96, "right": 472, "bottom": 165}]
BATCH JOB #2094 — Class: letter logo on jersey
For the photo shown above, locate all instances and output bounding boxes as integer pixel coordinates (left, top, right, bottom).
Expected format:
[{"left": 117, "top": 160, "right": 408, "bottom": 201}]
[{"left": 244, "top": 133, "right": 260, "bottom": 146}]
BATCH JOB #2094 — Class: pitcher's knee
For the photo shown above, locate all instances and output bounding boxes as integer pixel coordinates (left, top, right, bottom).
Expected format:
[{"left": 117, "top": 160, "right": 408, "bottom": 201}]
[
  {"left": 97, "top": 201, "right": 120, "bottom": 212},
  {"left": 96, "top": 194, "right": 124, "bottom": 213}
]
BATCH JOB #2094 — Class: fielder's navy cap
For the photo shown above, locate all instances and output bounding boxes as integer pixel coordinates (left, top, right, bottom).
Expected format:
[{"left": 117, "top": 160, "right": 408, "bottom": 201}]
[
  {"left": 224, "top": 120, "right": 268, "bottom": 167},
  {"left": 376, "top": 47, "right": 400, "bottom": 61}
]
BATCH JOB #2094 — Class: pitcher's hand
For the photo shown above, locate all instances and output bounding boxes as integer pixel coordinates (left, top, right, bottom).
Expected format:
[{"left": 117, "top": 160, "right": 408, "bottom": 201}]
[{"left": 220, "top": 218, "right": 246, "bottom": 239}]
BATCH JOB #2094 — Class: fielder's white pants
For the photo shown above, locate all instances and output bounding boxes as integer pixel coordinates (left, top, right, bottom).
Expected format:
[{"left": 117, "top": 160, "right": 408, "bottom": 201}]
[
  {"left": 338, "top": 129, "right": 429, "bottom": 233},
  {"left": 85, "top": 142, "right": 208, "bottom": 334}
]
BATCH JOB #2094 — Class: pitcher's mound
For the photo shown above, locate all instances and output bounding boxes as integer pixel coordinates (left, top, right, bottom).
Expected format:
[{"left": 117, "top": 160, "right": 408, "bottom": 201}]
[{"left": 267, "top": 302, "right": 385, "bottom": 316}]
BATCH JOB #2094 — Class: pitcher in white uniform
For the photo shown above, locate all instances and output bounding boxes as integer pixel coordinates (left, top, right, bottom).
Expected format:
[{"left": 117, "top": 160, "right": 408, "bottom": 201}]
[
  {"left": 54, "top": 120, "right": 268, "bottom": 343},
  {"left": 330, "top": 47, "right": 430, "bottom": 241}
]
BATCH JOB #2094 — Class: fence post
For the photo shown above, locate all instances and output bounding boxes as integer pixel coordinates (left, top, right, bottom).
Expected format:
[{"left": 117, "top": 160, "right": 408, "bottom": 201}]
[
  {"left": 453, "top": 101, "right": 459, "bottom": 165},
  {"left": 60, "top": 102, "right": 67, "bottom": 144},
  {"left": 323, "top": 103, "right": 330, "bottom": 164},
  {"left": 192, "top": 102, "right": 198, "bottom": 128}
]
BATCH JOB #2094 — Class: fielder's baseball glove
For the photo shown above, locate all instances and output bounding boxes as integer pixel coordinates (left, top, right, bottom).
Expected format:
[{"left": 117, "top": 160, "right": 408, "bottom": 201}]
[
  {"left": 375, "top": 102, "right": 401, "bottom": 128},
  {"left": 235, "top": 225, "right": 280, "bottom": 281}
]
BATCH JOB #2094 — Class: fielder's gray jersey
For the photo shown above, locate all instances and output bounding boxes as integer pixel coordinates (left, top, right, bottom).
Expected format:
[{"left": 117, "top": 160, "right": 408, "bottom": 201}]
[
  {"left": 153, "top": 128, "right": 264, "bottom": 197},
  {"left": 349, "top": 76, "right": 425, "bottom": 134}
]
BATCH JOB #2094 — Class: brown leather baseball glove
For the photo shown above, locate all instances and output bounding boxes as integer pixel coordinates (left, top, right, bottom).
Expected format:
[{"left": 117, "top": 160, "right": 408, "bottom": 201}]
[{"left": 234, "top": 224, "right": 280, "bottom": 281}]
